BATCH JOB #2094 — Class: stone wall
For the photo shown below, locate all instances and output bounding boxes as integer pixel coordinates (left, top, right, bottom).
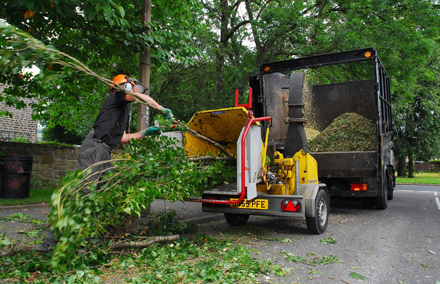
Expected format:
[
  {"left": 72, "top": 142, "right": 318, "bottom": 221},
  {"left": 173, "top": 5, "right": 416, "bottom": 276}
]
[
  {"left": 0, "top": 84, "right": 38, "bottom": 143},
  {"left": 0, "top": 141, "right": 79, "bottom": 180}
]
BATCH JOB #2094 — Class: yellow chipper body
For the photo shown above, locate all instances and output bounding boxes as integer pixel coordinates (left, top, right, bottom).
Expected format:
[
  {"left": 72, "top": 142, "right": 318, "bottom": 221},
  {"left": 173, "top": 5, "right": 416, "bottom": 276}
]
[{"left": 184, "top": 85, "right": 329, "bottom": 234}]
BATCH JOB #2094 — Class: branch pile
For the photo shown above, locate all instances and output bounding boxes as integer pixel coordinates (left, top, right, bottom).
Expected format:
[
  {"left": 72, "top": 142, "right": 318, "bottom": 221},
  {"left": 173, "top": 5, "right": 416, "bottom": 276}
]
[{"left": 44, "top": 136, "right": 235, "bottom": 269}]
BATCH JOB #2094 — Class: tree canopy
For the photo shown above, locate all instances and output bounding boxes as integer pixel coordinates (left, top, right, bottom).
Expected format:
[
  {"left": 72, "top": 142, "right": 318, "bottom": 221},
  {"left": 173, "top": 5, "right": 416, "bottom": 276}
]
[
  {"left": 1, "top": 0, "right": 439, "bottom": 173},
  {"left": 0, "top": 0, "right": 205, "bottom": 135}
]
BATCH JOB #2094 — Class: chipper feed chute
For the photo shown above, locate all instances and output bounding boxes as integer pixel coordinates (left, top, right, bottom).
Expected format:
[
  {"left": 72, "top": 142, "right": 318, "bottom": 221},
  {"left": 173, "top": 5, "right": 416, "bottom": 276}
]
[{"left": 183, "top": 107, "right": 250, "bottom": 158}]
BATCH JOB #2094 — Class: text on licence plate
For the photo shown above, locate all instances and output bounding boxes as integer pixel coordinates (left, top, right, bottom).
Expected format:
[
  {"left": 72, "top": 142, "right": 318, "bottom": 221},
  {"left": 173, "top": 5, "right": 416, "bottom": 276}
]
[{"left": 230, "top": 199, "right": 268, "bottom": 210}]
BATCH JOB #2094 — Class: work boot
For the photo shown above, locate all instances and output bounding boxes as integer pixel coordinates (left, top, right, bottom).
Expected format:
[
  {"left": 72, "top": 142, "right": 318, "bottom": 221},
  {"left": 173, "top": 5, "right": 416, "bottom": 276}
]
[{"left": 41, "top": 230, "right": 58, "bottom": 249}]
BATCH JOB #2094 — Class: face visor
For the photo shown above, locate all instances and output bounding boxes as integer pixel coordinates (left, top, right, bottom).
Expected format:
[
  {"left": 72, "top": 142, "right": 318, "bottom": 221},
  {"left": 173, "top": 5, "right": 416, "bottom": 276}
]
[{"left": 122, "top": 81, "right": 134, "bottom": 92}]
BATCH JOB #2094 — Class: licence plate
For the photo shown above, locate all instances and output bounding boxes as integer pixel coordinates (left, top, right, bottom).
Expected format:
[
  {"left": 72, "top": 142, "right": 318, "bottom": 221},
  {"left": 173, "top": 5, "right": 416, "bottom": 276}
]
[{"left": 230, "top": 199, "right": 269, "bottom": 210}]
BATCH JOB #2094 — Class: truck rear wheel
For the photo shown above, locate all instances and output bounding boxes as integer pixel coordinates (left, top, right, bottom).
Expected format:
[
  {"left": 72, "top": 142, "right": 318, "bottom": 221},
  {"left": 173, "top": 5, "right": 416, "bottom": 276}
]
[
  {"left": 306, "top": 188, "right": 329, "bottom": 234},
  {"left": 387, "top": 170, "right": 394, "bottom": 200},
  {"left": 224, "top": 214, "right": 249, "bottom": 226},
  {"left": 375, "top": 171, "right": 388, "bottom": 210}
]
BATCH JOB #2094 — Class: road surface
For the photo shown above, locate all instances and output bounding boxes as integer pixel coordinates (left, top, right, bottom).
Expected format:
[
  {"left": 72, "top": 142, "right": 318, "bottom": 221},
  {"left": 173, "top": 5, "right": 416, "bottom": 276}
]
[{"left": 198, "top": 184, "right": 440, "bottom": 284}]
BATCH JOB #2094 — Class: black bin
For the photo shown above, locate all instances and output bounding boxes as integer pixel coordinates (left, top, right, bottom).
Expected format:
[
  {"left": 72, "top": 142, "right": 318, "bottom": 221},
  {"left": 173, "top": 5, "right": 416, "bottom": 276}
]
[{"left": 0, "top": 156, "right": 33, "bottom": 199}]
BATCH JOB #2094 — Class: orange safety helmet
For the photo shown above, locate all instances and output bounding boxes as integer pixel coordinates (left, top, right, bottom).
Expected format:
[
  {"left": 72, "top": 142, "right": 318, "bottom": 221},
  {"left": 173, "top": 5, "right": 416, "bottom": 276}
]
[{"left": 111, "top": 74, "right": 136, "bottom": 92}]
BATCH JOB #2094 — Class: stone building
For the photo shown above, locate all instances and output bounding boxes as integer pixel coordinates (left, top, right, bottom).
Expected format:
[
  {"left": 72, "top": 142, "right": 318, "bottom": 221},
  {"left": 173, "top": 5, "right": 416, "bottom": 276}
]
[{"left": 0, "top": 84, "right": 38, "bottom": 143}]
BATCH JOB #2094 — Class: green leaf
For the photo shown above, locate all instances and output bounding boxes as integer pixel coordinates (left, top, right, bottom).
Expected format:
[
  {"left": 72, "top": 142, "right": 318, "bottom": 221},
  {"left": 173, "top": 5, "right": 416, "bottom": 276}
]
[
  {"left": 349, "top": 272, "right": 366, "bottom": 280},
  {"left": 320, "top": 237, "right": 337, "bottom": 244},
  {"left": 1, "top": 238, "right": 12, "bottom": 246},
  {"left": 281, "top": 238, "right": 294, "bottom": 243}
]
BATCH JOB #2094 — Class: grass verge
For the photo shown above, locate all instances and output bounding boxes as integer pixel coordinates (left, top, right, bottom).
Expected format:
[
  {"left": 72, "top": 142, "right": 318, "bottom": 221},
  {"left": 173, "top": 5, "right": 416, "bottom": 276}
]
[
  {"left": 0, "top": 187, "right": 55, "bottom": 206},
  {"left": 396, "top": 171, "right": 440, "bottom": 185}
]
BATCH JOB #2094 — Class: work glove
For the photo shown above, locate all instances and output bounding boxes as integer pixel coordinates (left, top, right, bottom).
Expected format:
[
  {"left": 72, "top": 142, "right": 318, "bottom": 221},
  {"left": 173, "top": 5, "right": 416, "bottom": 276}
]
[
  {"left": 159, "top": 106, "right": 173, "bottom": 120},
  {"left": 140, "top": 126, "right": 162, "bottom": 137}
]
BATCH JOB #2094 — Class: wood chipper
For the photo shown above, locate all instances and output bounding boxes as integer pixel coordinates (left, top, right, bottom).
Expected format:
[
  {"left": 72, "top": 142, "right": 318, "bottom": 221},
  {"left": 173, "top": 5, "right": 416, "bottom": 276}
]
[{"left": 184, "top": 73, "right": 330, "bottom": 234}]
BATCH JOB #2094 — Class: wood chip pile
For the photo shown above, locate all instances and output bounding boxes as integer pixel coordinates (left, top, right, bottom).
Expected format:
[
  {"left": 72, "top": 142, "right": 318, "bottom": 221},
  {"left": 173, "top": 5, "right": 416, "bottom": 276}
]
[
  {"left": 305, "top": 127, "right": 321, "bottom": 141},
  {"left": 308, "top": 113, "right": 376, "bottom": 152}
]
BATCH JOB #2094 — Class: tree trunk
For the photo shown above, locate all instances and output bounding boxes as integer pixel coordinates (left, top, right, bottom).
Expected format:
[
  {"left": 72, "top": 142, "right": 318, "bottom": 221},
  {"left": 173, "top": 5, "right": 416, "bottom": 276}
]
[
  {"left": 397, "top": 157, "right": 407, "bottom": 177},
  {"left": 408, "top": 149, "right": 415, "bottom": 178}
]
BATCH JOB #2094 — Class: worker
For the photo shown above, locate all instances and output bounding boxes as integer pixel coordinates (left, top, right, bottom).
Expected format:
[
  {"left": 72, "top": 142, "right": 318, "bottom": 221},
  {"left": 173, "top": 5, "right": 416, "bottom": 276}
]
[
  {"left": 42, "top": 74, "right": 172, "bottom": 249},
  {"left": 78, "top": 74, "right": 172, "bottom": 173}
]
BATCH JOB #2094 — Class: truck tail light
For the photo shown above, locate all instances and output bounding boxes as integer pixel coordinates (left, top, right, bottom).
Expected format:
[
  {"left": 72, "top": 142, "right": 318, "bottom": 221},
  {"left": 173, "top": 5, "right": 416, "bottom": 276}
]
[
  {"left": 281, "top": 200, "right": 301, "bottom": 212},
  {"left": 350, "top": 183, "right": 368, "bottom": 191}
]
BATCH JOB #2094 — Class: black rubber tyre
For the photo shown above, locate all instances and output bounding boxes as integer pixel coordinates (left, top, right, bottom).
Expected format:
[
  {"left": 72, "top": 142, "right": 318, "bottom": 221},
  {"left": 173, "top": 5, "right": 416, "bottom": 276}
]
[
  {"left": 224, "top": 214, "right": 249, "bottom": 226},
  {"left": 362, "top": 197, "right": 375, "bottom": 209},
  {"left": 306, "top": 188, "right": 329, "bottom": 234},
  {"left": 387, "top": 172, "right": 394, "bottom": 201},
  {"left": 374, "top": 172, "right": 388, "bottom": 210}
]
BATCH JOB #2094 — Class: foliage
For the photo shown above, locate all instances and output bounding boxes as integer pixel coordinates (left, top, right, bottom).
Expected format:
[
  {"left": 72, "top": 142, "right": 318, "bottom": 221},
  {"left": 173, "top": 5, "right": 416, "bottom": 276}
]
[
  {"left": 48, "top": 135, "right": 235, "bottom": 269},
  {"left": 148, "top": 210, "right": 198, "bottom": 236},
  {"left": 281, "top": 252, "right": 339, "bottom": 266},
  {"left": 153, "top": 114, "right": 188, "bottom": 133},
  {"left": 320, "top": 237, "right": 337, "bottom": 245},
  {"left": 36, "top": 141, "right": 76, "bottom": 147},
  {"left": 1, "top": 0, "right": 439, "bottom": 167},
  {"left": 393, "top": 47, "right": 440, "bottom": 177},
  {"left": 10, "top": 134, "right": 29, "bottom": 143},
  {"left": 42, "top": 124, "right": 85, "bottom": 145},
  {"left": 349, "top": 272, "right": 366, "bottom": 280},
  {"left": 0, "top": 235, "right": 286, "bottom": 283},
  {"left": 0, "top": 0, "right": 206, "bottom": 131}
]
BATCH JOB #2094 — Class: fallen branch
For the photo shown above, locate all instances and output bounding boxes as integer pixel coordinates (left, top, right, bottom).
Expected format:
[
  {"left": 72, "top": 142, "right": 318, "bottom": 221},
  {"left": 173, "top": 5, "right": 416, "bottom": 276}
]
[
  {"left": 1, "top": 244, "right": 50, "bottom": 257},
  {"left": 0, "top": 235, "right": 180, "bottom": 257},
  {"left": 109, "top": 235, "right": 180, "bottom": 250}
]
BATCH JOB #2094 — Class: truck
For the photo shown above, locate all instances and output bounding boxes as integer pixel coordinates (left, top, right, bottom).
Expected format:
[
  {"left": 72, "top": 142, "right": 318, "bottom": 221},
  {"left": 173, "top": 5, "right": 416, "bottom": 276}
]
[
  {"left": 183, "top": 47, "right": 394, "bottom": 234},
  {"left": 252, "top": 47, "right": 395, "bottom": 209}
]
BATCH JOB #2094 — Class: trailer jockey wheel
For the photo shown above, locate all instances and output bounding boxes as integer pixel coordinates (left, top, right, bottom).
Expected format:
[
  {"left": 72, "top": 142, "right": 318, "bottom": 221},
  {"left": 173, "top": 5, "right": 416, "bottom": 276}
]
[
  {"left": 306, "top": 188, "right": 329, "bottom": 234},
  {"left": 224, "top": 214, "right": 249, "bottom": 226}
]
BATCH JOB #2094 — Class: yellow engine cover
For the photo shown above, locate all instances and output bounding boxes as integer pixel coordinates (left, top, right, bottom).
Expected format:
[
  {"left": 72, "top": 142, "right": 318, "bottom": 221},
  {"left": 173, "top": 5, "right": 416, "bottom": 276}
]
[
  {"left": 258, "top": 150, "right": 319, "bottom": 195},
  {"left": 183, "top": 107, "right": 249, "bottom": 157}
]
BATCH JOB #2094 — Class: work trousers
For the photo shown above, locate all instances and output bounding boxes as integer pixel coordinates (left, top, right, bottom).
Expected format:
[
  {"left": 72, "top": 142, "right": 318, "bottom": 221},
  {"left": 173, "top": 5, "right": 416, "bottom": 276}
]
[
  {"left": 78, "top": 129, "right": 113, "bottom": 193},
  {"left": 42, "top": 130, "right": 113, "bottom": 248}
]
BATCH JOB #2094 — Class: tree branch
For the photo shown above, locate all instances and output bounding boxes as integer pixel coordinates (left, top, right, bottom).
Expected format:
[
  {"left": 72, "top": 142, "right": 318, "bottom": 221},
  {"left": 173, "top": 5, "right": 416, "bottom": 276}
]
[
  {"left": 109, "top": 235, "right": 180, "bottom": 250},
  {"left": 0, "top": 235, "right": 180, "bottom": 257}
]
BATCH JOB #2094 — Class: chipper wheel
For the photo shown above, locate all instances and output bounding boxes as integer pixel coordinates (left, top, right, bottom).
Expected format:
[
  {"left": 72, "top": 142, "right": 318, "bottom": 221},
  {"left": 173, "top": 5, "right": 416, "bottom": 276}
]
[
  {"left": 224, "top": 214, "right": 249, "bottom": 226},
  {"left": 306, "top": 188, "right": 330, "bottom": 234}
]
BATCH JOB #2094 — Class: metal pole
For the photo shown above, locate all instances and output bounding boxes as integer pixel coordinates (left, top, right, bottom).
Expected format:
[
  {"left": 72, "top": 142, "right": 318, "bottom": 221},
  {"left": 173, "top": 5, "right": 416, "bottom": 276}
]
[{"left": 138, "top": 0, "right": 151, "bottom": 130}]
